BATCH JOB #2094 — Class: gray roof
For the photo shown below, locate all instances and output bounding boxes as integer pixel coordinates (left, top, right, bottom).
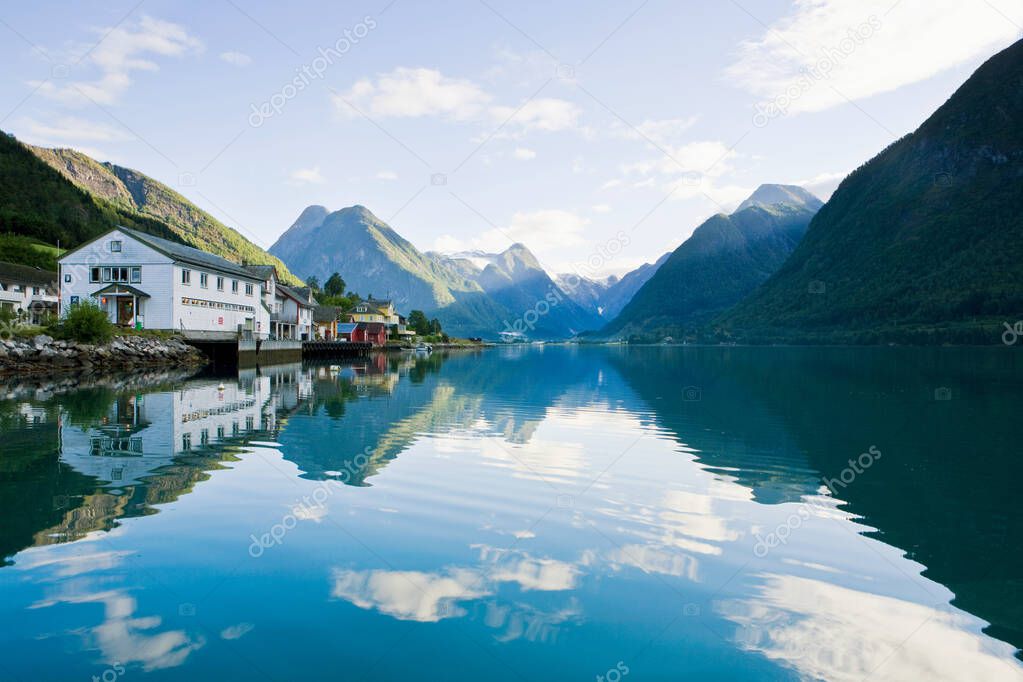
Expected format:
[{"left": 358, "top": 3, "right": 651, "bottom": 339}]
[
  {"left": 0, "top": 261, "right": 57, "bottom": 287},
  {"left": 242, "top": 264, "right": 277, "bottom": 281},
  {"left": 277, "top": 284, "right": 315, "bottom": 308},
  {"left": 120, "top": 227, "right": 260, "bottom": 280},
  {"left": 314, "top": 304, "right": 344, "bottom": 322}
]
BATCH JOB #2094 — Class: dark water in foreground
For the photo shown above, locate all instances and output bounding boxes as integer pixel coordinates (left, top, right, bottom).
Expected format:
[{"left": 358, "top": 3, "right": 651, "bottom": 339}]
[{"left": 0, "top": 346, "right": 1021, "bottom": 681}]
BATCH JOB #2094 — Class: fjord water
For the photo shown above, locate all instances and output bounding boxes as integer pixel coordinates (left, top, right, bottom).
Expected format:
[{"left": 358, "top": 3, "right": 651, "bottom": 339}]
[{"left": 1, "top": 347, "right": 1021, "bottom": 681}]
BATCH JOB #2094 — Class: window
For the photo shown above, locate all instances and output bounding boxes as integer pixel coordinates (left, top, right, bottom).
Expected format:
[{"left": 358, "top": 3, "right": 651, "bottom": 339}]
[
  {"left": 216, "top": 277, "right": 224, "bottom": 291},
  {"left": 69, "top": 295, "right": 80, "bottom": 306},
  {"left": 182, "top": 269, "right": 191, "bottom": 285},
  {"left": 110, "top": 240, "right": 122, "bottom": 252},
  {"left": 130, "top": 267, "right": 141, "bottom": 283},
  {"left": 64, "top": 274, "right": 72, "bottom": 283},
  {"left": 90, "top": 268, "right": 100, "bottom": 283},
  {"left": 200, "top": 273, "right": 208, "bottom": 288},
  {"left": 231, "top": 280, "right": 239, "bottom": 294},
  {"left": 32, "top": 287, "right": 41, "bottom": 295},
  {"left": 245, "top": 283, "right": 254, "bottom": 296}
]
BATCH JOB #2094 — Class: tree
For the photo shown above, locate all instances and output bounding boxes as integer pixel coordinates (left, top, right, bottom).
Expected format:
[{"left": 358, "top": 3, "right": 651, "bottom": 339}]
[
  {"left": 59, "top": 300, "right": 113, "bottom": 344},
  {"left": 429, "top": 318, "right": 442, "bottom": 335},
  {"left": 324, "top": 272, "right": 346, "bottom": 297},
  {"left": 306, "top": 275, "right": 320, "bottom": 292},
  {"left": 408, "top": 310, "right": 430, "bottom": 335}
]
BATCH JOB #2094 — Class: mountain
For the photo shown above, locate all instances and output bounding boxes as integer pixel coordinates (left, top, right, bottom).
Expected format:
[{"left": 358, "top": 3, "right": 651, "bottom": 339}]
[
  {"left": 556, "top": 272, "right": 613, "bottom": 318},
  {"left": 439, "top": 245, "right": 601, "bottom": 337},
  {"left": 737, "top": 184, "right": 823, "bottom": 213},
  {"left": 717, "top": 38, "right": 1023, "bottom": 344},
  {"left": 600, "top": 184, "right": 821, "bottom": 340},
  {"left": 599, "top": 252, "right": 672, "bottom": 320},
  {"left": 270, "top": 205, "right": 508, "bottom": 336},
  {"left": 6, "top": 137, "right": 302, "bottom": 284},
  {"left": 0, "top": 131, "right": 182, "bottom": 250}
]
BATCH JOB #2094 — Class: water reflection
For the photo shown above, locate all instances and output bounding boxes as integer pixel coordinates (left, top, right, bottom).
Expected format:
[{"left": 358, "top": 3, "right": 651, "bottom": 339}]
[{"left": 0, "top": 346, "right": 1021, "bottom": 681}]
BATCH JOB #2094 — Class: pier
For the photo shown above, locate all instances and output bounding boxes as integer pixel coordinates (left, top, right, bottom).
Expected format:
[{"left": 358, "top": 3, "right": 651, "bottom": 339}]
[{"left": 301, "top": 341, "right": 373, "bottom": 359}]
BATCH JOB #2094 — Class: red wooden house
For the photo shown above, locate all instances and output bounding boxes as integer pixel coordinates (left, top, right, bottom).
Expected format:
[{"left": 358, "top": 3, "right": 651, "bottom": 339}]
[{"left": 337, "top": 321, "right": 388, "bottom": 346}]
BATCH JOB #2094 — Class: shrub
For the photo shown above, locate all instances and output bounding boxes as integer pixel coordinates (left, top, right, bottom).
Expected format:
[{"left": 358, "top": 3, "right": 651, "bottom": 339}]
[{"left": 60, "top": 300, "right": 113, "bottom": 344}]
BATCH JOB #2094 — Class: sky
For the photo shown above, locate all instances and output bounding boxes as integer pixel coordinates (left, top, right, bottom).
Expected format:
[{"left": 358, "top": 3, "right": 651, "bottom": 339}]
[{"left": 1, "top": 0, "right": 1021, "bottom": 278}]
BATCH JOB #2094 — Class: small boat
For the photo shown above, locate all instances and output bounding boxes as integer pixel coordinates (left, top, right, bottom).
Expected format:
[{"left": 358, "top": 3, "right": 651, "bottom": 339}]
[{"left": 415, "top": 343, "right": 432, "bottom": 354}]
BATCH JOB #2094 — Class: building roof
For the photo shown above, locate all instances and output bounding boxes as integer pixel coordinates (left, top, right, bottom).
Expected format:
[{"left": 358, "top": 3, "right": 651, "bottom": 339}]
[
  {"left": 242, "top": 264, "right": 277, "bottom": 281},
  {"left": 118, "top": 228, "right": 260, "bottom": 280},
  {"left": 91, "top": 283, "right": 151, "bottom": 299},
  {"left": 337, "top": 322, "right": 359, "bottom": 334},
  {"left": 0, "top": 261, "right": 57, "bottom": 287},
  {"left": 313, "top": 304, "right": 344, "bottom": 323},
  {"left": 277, "top": 284, "right": 316, "bottom": 308},
  {"left": 364, "top": 322, "right": 387, "bottom": 334}
]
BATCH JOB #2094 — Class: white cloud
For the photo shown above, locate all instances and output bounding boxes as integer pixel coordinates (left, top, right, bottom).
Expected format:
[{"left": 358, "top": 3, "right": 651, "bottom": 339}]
[
  {"left": 591, "top": 204, "right": 612, "bottom": 213},
  {"left": 623, "top": 140, "right": 737, "bottom": 178},
  {"left": 512, "top": 147, "right": 536, "bottom": 160},
  {"left": 615, "top": 116, "right": 699, "bottom": 145},
  {"left": 289, "top": 167, "right": 325, "bottom": 184},
  {"left": 788, "top": 169, "right": 849, "bottom": 200},
  {"left": 334, "top": 67, "right": 492, "bottom": 121},
  {"left": 374, "top": 170, "right": 398, "bottom": 180},
  {"left": 334, "top": 67, "right": 581, "bottom": 135},
  {"left": 490, "top": 97, "right": 581, "bottom": 133},
  {"left": 31, "top": 16, "right": 201, "bottom": 105},
  {"left": 219, "top": 51, "right": 252, "bottom": 66},
  {"left": 432, "top": 234, "right": 467, "bottom": 253},
  {"left": 725, "top": 0, "right": 1023, "bottom": 115},
  {"left": 18, "top": 116, "right": 133, "bottom": 145}
]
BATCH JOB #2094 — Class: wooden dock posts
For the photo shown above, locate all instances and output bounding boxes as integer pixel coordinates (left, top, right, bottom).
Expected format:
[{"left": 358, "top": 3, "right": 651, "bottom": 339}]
[{"left": 301, "top": 341, "right": 373, "bottom": 358}]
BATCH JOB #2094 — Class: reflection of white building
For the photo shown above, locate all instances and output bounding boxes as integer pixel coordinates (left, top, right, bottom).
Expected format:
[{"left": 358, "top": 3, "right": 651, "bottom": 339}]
[
  {"left": 59, "top": 379, "right": 272, "bottom": 485},
  {"left": 58, "top": 227, "right": 271, "bottom": 339}
]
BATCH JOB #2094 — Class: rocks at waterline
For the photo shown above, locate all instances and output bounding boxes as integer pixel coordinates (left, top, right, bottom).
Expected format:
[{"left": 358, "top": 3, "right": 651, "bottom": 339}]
[{"left": 0, "top": 334, "right": 206, "bottom": 376}]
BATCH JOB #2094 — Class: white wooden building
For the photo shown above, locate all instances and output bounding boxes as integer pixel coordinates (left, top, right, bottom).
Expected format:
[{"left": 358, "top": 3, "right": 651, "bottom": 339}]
[
  {"left": 0, "top": 261, "right": 59, "bottom": 324},
  {"left": 58, "top": 227, "right": 273, "bottom": 340}
]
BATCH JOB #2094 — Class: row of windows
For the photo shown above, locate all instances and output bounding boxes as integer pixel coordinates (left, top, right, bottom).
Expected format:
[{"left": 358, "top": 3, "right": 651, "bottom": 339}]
[
  {"left": 181, "top": 269, "right": 254, "bottom": 296},
  {"left": 90, "top": 266, "right": 142, "bottom": 284},
  {"left": 180, "top": 296, "right": 255, "bottom": 313}
]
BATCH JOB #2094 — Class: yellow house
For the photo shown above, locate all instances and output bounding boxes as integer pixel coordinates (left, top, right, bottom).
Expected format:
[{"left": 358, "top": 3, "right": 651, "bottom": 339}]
[{"left": 351, "top": 298, "right": 398, "bottom": 325}]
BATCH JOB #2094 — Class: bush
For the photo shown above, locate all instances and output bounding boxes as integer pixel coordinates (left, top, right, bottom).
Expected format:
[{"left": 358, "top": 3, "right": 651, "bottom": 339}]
[{"left": 59, "top": 300, "right": 113, "bottom": 344}]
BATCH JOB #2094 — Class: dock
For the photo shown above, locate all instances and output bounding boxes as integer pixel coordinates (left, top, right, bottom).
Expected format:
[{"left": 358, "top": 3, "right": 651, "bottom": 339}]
[{"left": 302, "top": 341, "right": 373, "bottom": 359}]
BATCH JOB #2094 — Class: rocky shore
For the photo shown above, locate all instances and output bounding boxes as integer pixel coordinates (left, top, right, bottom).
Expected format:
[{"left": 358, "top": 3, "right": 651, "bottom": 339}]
[{"left": 0, "top": 334, "right": 207, "bottom": 376}]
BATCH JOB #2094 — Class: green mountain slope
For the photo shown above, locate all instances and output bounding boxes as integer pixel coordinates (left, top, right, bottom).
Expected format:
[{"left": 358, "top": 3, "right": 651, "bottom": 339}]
[
  {"left": 270, "top": 205, "right": 512, "bottom": 336},
  {"left": 0, "top": 131, "right": 182, "bottom": 250},
  {"left": 717, "top": 38, "right": 1023, "bottom": 344},
  {"left": 601, "top": 185, "right": 820, "bottom": 340},
  {"left": 24, "top": 142, "right": 301, "bottom": 284}
]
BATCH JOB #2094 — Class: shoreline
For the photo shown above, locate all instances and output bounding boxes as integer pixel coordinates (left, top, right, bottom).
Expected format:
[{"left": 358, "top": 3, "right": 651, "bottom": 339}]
[{"left": 0, "top": 334, "right": 207, "bottom": 379}]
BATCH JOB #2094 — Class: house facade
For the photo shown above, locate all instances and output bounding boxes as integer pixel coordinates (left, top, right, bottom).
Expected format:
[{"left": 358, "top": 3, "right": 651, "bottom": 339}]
[
  {"left": 58, "top": 227, "right": 271, "bottom": 339},
  {"left": 275, "top": 285, "right": 316, "bottom": 340},
  {"left": 337, "top": 321, "right": 388, "bottom": 346},
  {"left": 0, "top": 262, "right": 59, "bottom": 324}
]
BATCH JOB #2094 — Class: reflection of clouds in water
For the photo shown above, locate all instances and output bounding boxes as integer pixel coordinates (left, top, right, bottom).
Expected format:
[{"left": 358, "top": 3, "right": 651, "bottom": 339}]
[
  {"left": 18, "top": 545, "right": 204, "bottom": 671},
  {"left": 14, "top": 549, "right": 134, "bottom": 578},
  {"left": 32, "top": 588, "right": 204, "bottom": 671},
  {"left": 602, "top": 543, "right": 700, "bottom": 581},
  {"left": 331, "top": 567, "right": 488, "bottom": 622},
  {"left": 479, "top": 437, "right": 586, "bottom": 485},
  {"left": 477, "top": 598, "right": 582, "bottom": 643},
  {"left": 330, "top": 547, "right": 579, "bottom": 623},
  {"left": 220, "top": 622, "right": 255, "bottom": 640},
  {"left": 720, "top": 574, "right": 1023, "bottom": 682}
]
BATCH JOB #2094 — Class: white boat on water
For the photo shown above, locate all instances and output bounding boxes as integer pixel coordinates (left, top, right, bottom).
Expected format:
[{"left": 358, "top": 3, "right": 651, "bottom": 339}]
[{"left": 415, "top": 343, "right": 432, "bottom": 353}]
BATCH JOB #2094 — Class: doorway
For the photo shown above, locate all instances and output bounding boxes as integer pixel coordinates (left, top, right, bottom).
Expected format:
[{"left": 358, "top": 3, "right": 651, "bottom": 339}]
[{"left": 117, "top": 297, "right": 134, "bottom": 326}]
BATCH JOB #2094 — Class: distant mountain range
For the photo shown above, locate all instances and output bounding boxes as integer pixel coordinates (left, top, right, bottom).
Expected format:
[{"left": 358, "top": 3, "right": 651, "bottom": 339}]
[
  {"left": 270, "top": 205, "right": 599, "bottom": 338},
  {"left": 0, "top": 132, "right": 301, "bottom": 284},
  {"left": 597, "top": 184, "right": 821, "bottom": 340},
  {"left": 717, "top": 38, "right": 1023, "bottom": 344}
]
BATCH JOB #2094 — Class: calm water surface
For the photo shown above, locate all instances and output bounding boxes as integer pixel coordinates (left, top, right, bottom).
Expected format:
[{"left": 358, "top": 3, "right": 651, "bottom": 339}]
[{"left": 1, "top": 346, "right": 1021, "bottom": 681}]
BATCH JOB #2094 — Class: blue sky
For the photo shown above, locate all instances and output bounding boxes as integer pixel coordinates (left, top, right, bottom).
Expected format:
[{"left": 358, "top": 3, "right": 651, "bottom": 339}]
[{"left": 1, "top": 0, "right": 1020, "bottom": 277}]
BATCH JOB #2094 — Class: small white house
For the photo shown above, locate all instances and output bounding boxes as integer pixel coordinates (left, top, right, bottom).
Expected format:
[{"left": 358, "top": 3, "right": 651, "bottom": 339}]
[
  {"left": 276, "top": 284, "right": 317, "bottom": 340},
  {"left": 0, "top": 261, "right": 59, "bottom": 324},
  {"left": 58, "top": 227, "right": 272, "bottom": 340}
]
